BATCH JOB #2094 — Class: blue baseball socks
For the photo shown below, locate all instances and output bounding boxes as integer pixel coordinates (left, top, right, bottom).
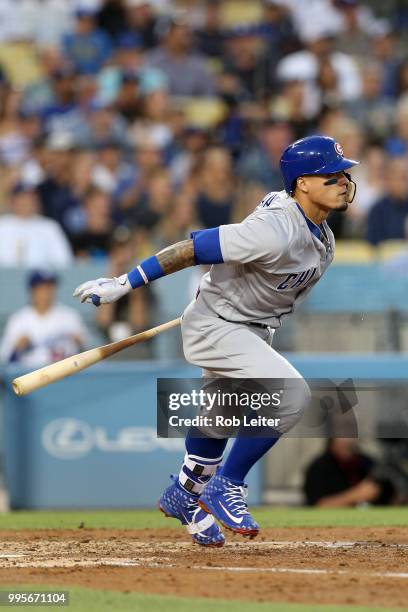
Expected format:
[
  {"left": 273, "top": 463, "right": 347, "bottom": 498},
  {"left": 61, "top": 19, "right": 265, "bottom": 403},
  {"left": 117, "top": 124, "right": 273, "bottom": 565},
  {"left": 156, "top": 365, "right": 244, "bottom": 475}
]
[{"left": 220, "top": 434, "right": 279, "bottom": 483}]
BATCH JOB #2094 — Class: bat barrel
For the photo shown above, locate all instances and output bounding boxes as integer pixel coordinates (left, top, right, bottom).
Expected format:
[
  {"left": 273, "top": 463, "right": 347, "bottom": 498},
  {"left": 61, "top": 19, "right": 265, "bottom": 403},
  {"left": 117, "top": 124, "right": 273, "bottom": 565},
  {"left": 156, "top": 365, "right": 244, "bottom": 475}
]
[
  {"left": 11, "top": 349, "right": 104, "bottom": 396},
  {"left": 11, "top": 317, "right": 181, "bottom": 396},
  {"left": 12, "top": 368, "right": 60, "bottom": 396},
  {"left": 12, "top": 370, "right": 53, "bottom": 396},
  {"left": 12, "top": 379, "right": 24, "bottom": 396}
]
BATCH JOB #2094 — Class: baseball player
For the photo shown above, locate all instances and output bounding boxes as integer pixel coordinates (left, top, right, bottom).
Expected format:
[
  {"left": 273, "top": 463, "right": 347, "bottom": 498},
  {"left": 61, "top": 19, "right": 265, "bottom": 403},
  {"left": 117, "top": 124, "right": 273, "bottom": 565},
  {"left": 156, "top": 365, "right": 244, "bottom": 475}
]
[{"left": 74, "top": 135, "right": 358, "bottom": 547}]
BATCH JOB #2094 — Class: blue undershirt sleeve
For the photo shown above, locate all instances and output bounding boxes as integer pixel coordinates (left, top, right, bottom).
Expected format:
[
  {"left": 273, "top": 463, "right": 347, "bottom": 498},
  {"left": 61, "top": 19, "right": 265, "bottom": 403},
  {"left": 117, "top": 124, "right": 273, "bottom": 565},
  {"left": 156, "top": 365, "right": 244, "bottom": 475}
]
[{"left": 191, "top": 227, "right": 224, "bottom": 265}]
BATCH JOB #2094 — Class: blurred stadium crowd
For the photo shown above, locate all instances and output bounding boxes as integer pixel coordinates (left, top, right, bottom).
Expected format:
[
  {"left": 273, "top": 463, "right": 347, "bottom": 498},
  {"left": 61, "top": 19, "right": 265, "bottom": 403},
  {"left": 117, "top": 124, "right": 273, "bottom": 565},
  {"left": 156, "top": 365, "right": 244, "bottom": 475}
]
[
  {"left": 1, "top": 0, "right": 408, "bottom": 359},
  {"left": 0, "top": 0, "right": 408, "bottom": 263}
]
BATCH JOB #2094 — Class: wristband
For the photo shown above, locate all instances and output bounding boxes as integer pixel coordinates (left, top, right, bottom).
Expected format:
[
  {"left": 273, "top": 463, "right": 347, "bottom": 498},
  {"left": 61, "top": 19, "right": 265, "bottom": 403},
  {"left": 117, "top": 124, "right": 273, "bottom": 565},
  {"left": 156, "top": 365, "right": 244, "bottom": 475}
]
[{"left": 127, "top": 255, "right": 165, "bottom": 289}]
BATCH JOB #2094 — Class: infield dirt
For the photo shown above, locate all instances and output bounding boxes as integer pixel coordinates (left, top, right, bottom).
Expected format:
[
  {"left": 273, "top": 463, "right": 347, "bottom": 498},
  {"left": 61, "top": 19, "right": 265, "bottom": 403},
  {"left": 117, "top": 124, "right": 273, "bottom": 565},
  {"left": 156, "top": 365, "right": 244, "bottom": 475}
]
[{"left": 0, "top": 527, "right": 407, "bottom": 608}]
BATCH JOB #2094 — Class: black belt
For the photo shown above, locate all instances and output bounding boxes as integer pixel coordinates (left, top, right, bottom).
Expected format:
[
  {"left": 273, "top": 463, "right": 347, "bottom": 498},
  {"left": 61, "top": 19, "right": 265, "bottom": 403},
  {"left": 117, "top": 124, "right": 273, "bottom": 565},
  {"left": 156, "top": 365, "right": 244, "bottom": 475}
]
[{"left": 217, "top": 314, "right": 269, "bottom": 330}]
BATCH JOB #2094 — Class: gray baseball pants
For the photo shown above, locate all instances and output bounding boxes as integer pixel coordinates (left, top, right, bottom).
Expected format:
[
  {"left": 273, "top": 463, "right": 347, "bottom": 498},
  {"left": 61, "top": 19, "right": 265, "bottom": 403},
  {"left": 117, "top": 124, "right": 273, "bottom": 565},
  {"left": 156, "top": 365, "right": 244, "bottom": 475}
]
[{"left": 181, "top": 297, "right": 311, "bottom": 434}]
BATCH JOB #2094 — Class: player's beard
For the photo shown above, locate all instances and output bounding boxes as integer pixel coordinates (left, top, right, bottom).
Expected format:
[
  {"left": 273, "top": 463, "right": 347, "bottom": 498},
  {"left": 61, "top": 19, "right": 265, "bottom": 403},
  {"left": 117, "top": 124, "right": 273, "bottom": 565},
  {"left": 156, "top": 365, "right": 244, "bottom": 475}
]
[{"left": 335, "top": 201, "right": 349, "bottom": 212}]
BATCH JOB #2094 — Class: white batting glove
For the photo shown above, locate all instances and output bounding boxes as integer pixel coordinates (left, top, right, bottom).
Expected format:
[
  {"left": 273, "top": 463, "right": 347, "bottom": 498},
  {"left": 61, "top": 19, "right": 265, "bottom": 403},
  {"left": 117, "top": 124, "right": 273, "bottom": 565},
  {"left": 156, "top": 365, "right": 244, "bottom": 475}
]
[{"left": 73, "top": 274, "right": 132, "bottom": 306}]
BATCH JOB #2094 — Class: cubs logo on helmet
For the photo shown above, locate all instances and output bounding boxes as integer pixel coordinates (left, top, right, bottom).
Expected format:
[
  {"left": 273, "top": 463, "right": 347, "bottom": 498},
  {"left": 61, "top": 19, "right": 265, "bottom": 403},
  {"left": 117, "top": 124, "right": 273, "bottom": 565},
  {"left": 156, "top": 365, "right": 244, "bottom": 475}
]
[{"left": 334, "top": 142, "right": 344, "bottom": 156}]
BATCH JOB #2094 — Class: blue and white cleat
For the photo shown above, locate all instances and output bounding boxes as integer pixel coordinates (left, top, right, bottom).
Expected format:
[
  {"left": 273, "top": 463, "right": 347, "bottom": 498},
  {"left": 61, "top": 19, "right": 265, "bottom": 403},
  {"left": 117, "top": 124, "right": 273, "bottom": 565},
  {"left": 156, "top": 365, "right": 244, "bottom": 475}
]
[
  {"left": 159, "top": 475, "right": 225, "bottom": 547},
  {"left": 198, "top": 473, "right": 259, "bottom": 538}
]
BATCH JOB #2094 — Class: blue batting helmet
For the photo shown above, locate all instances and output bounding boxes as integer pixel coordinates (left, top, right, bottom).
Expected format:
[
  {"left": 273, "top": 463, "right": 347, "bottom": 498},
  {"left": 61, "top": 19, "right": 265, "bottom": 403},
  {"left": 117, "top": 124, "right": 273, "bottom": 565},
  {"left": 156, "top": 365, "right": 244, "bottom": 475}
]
[{"left": 280, "top": 135, "right": 359, "bottom": 194}]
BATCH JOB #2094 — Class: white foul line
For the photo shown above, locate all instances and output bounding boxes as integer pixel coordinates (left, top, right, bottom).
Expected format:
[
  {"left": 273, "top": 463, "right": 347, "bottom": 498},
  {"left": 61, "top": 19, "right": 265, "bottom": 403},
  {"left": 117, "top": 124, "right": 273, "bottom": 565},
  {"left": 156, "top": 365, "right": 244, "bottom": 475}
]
[
  {"left": 96, "top": 560, "right": 408, "bottom": 579},
  {"left": 1, "top": 557, "right": 408, "bottom": 578},
  {"left": 2, "top": 540, "right": 408, "bottom": 579},
  {"left": 195, "top": 566, "right": 408, "bottom": 579}
]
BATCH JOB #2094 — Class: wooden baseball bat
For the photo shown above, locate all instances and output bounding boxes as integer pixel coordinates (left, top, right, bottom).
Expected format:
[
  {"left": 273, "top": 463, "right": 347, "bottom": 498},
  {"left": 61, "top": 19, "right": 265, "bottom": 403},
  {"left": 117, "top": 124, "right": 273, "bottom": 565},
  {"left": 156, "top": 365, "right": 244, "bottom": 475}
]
[{"left": 12, "top": 317, "right": 181, "bottom": 396}]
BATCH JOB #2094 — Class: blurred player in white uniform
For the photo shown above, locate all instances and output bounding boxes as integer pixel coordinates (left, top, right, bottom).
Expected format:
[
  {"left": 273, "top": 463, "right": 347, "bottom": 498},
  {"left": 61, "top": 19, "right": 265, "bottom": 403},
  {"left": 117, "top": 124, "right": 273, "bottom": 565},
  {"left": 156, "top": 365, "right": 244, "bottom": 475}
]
[
  {"left": 1, "top": 270, "right": 88, "bottom": 367},
  {"left": 74, "top": 135, "right": 358, "bottom": 546}
]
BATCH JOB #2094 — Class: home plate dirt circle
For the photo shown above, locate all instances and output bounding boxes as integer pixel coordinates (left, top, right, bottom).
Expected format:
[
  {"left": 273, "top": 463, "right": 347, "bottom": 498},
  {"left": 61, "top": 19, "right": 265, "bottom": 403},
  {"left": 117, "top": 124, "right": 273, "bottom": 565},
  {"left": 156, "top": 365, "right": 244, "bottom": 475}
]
[{"left": 0, "top": 527, "right": 407, "bottom": 608}]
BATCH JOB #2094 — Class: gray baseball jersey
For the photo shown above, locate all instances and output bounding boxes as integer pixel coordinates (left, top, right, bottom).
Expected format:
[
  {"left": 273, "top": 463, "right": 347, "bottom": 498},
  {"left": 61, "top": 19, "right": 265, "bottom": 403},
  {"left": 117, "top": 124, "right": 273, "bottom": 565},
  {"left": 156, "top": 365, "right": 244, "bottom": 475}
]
[{"left": 195, "top": 190, "right": 334, "bottom": 328}]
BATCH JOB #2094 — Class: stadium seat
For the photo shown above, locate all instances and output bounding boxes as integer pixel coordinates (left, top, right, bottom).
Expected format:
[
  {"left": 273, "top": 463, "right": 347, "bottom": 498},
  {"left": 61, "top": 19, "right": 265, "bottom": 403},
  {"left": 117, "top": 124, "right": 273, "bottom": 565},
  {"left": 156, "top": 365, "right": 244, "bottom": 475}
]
[
  {"left": 0, "top": 42, "right": 42, "bottom": 87},
  {"left": 377, "top": 240, "right": 408, "bottom": 261},
  {"left": 220, "top": 0, "right": 262, "bottom": 26},
  {"left": 181, "top": 97, "right": 227, "bottom": 128},
  {"left": 333, "top": 241, "right": 376, "bottom": 264}
]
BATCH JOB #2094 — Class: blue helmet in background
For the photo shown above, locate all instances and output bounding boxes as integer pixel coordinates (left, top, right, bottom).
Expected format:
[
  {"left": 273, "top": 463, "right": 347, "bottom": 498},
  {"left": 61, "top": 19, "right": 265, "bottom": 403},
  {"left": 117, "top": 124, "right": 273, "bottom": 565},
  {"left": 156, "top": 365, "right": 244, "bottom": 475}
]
[{"left": 280, "top": 135, "right": 359, "bottom": 195}]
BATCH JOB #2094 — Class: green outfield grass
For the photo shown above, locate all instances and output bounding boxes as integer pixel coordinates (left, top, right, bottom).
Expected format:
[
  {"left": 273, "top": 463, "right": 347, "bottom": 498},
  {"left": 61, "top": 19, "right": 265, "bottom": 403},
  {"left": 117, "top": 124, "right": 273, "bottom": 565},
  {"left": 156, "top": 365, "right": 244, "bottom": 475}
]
[
  {"left": 0, "top": 588, "right": 405, "bottom": 612},
  {"left": 0, "top": 506, "right": 406, "bottom": 530}
]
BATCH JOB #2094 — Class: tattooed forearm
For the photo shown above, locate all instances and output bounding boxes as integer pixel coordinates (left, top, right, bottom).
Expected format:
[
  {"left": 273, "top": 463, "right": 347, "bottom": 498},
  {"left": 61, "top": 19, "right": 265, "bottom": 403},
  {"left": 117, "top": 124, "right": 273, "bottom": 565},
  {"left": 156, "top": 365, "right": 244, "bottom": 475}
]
[{"left": 156, "top": 240, "right": 195, "bottom": 274}]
